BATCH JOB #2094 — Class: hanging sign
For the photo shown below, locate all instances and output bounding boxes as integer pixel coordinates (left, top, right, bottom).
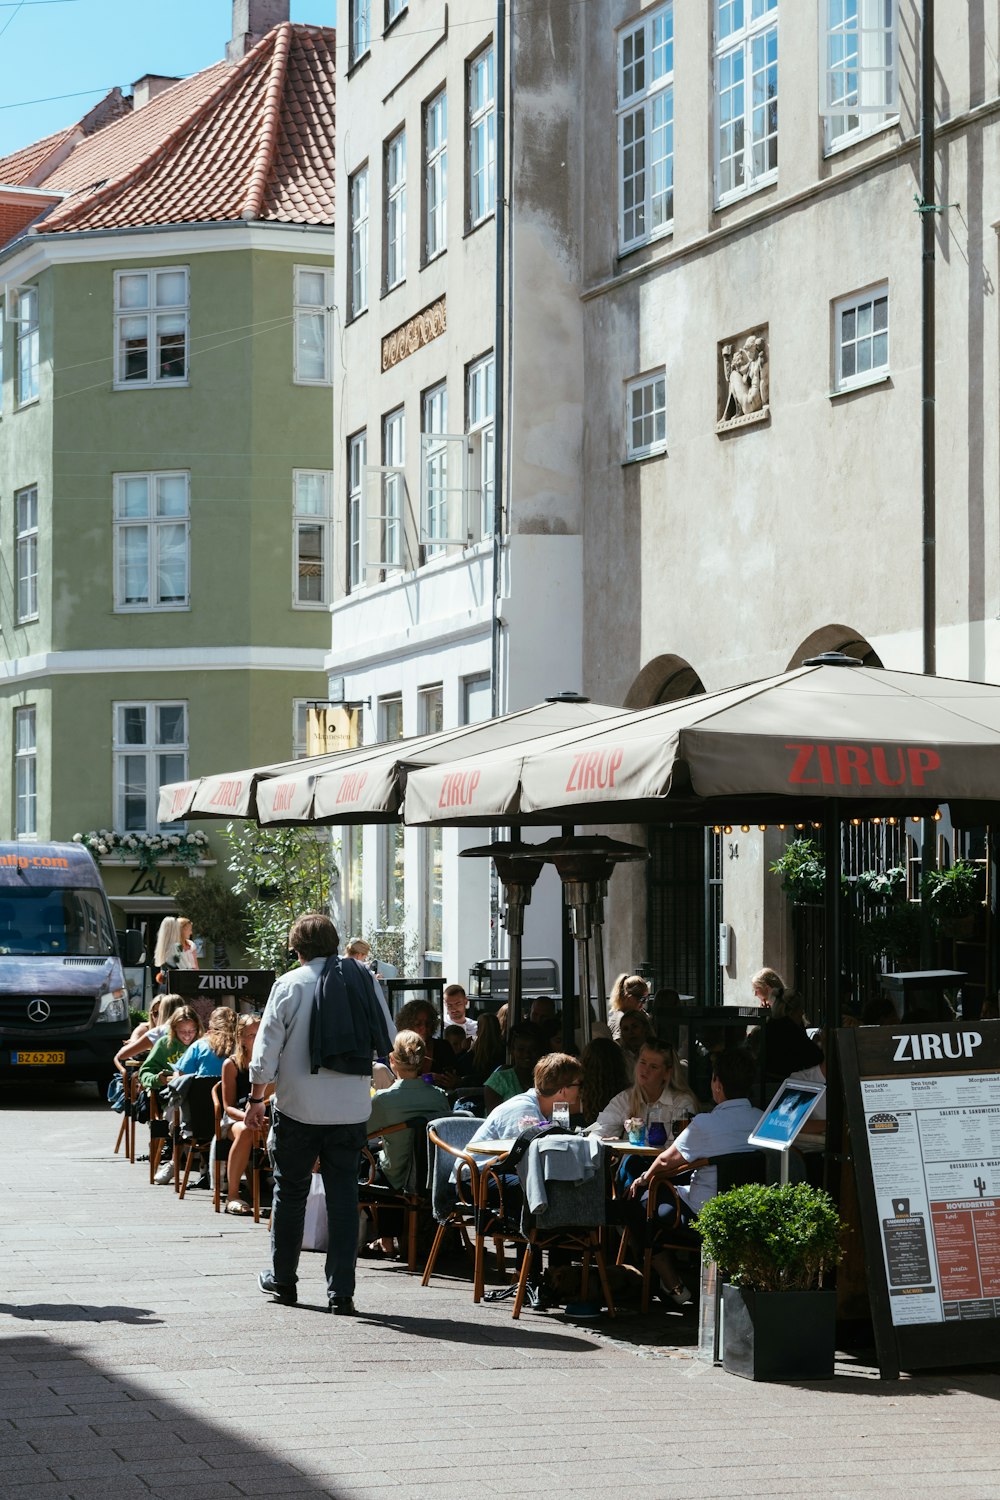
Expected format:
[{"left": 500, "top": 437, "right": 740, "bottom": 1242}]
[
  {"left": 307, "top": 706, "right": 358, "bottom": 757},
  {"left": 837, "top": 1020, "right": 1000, "bottom": 1378}
]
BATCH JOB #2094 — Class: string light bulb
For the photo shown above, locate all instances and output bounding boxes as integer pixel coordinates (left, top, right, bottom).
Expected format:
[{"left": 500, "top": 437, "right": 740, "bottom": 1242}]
[
  {"left": 758, "top": 824, "right": 768, "bottom": 832},
  {"left": 741, "top": 824, "right": 750, "bottom": 833},
  {"left": 713, "top": 824, "right": 722, "bottom": 835},
  {"left": 723, "top": 825, "right": 733, "bottom": 835},
  {"left": 933, "top": 809, "right": 942, "bottom": 821}
]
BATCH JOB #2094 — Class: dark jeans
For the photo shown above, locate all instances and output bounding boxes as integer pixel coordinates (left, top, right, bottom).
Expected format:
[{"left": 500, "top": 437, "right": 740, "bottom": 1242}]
[{"left": 269, "top": 1111, "right": 367, "bottom": 1297}]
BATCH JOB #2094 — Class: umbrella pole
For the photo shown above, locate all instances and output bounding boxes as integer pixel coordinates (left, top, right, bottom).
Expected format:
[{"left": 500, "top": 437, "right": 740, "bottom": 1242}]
[{"left": 824, "top": 806, "right": 842, "bottom": 1031}]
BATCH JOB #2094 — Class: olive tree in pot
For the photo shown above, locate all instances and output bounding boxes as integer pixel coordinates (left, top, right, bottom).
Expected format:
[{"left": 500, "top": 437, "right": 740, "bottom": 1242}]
[{"left": 695, "top": 1182, "right": 844, "bottom": 1382}]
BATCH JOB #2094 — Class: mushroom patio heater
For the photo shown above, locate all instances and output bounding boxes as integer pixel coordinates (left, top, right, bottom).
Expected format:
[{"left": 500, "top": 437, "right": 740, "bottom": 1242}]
[{"left": 459, "top": 841, "right": 545, "bottom": 1031}]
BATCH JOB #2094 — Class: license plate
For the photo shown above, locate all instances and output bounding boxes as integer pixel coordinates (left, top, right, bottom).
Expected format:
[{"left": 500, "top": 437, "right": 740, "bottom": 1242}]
[{"left": 11, "top": 1051, "right": 66, "bottom": 1065}]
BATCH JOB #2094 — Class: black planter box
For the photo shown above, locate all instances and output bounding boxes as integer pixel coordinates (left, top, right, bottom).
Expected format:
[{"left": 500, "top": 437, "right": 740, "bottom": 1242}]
[{"left": 722, "top": 1284, "right": 836, "bottom": 1382}]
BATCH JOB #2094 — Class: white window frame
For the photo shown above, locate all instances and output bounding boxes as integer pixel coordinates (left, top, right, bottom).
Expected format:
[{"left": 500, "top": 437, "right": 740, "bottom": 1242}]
[
  {"left": 462, "top": 673, "right": 491, "bottom": 725},
  {"left": 293, "top": 470, "right": 332, "bottom": 608},
  {"left": 113, "top": 470, "right": 190, "bottom": 612},
  {"left": 293, "top": 265, "right": 333, "bottom": 385},
  {"left": 625, "top": 371, "right": 667, "bottom": 460},
  {"left": 821, "top": 0, "right": 898, "bottom": 153},
  {"left": 360, "top": 409, "right": 409, "bottom": 577},
  {"left": 424, "top": 89, "right": 447, "bottom": 263},
  {"left": 386, "top": 0, "right": 406, "bottom": 27},
  {"left": 113, "top": 267, "right": 189, "bottom": 389},
  {"left": 468, "top": 45, "right": 496, "bottom": 228},
  {"left": 349, "top": 166, "right": 369, "bottom": 318},
  {"left": 378, "top": 695, "right": 405, "bottom": 929},
  {"left": 420, "top": 383, "right": 470, "bottom": 557},
  {"left": 714, "top": 0, "right": 779, "bottom": 208},
  {"left": 833, "top": 283, "right": 889, "bottom": 393},
  {"left": 384, "top": 128, "right": 407, "bottom": 292},
  {"left": 617, "top": 2, "right": 674, "bottom": 254},
  {"left": 347, "top": 430, "right": 367, "bottom": 590},
  {"left": 113, "top": 701, "right": 188, "bottom": 834},
  {"left": 350, "top": 0, "right": 371, "bottom": 65},
  {"left": 292, "top": 699, "right": 310, "bottom": 760},
  {"left": 15, "top": 484, "right": 38, "bottom": 624},
  {"left": 14, "top": 705, "right": 37, "bottom": 839},
  {"left": 467, "top": 352, "right": 494, "bottom": 539},
  {"left": 16, "top": 285, "right": 39, "bottom": 406}
]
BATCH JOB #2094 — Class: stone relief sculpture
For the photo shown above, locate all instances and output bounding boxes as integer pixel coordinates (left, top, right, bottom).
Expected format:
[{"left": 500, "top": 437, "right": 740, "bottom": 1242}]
[{"left": 717, "top": 329, "right": 769, "bottom": 432}]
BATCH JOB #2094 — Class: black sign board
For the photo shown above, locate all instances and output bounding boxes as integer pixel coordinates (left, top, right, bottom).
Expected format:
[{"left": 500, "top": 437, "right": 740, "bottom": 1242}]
[
  {"left": 837, "top": 1020, "right": 1000, "bottom": 1379},
  {"left": 168, "top": 970, "right": 276, "bottom": 1004}
]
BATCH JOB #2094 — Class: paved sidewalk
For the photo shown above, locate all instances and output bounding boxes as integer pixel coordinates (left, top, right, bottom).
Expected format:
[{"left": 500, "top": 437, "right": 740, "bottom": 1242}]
[{"left": 1, "top": 1084, "right": 998, "bottom": 1500}]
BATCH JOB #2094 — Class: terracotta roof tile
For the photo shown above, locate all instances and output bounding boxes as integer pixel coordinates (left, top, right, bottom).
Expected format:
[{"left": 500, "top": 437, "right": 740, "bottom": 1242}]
[
  {"left": 31, "top": 24, "right": 334, "bottom": 235},
  {"left": 0, "top": 89, "right": 132, "bottom": 190},
  {"left": 0, "top": 124, "right": 76, "bottom": 186}
]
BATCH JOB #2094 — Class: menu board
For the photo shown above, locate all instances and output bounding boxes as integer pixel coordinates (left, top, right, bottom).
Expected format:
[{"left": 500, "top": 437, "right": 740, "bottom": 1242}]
[{"left": 838, "top": 1021, "right": 1000, "bottom": 1378}]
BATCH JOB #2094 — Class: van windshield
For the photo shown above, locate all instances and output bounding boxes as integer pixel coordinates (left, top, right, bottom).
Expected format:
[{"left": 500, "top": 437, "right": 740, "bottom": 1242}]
[{"left": 0, "top": 887, "right": 116, "bottom": 957}]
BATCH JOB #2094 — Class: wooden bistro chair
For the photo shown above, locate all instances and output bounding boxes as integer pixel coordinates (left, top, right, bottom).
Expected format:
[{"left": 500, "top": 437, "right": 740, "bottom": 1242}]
[
  {"left": 173, "top": 1078, "right": 220, "bottom": 1200},
  {"left": 422, "top": 1116, "right": 508, "bottom": 1300},
  {"left": 621, "top": 1149, "right": 769, "bottom": 1314},
  {"left": 358, "top": 1120, "right": 431, "bottom": 1272},
  {"left": 112, "top": 1067, "right": 138, "bottom": 1163},
  {"left": 249, "top": 1118, "right": 272, "bottom": 1224},
  {"left": 510, "top": 1139, "right": 616, "bottom": 1322},
  {"left": 211, "top": 1084, "right": 232, "bottom": 1213}
]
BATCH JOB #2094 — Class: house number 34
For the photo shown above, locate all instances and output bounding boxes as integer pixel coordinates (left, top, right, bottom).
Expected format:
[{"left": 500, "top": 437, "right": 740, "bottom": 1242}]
[{"left": 728, "top": 842, "right": 739, "bottom": 860}]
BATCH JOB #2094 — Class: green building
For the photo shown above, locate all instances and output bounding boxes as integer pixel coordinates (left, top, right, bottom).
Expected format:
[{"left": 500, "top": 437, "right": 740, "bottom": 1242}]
[{"left": 0, "top": 5, "right": 334, "bottom": 940}]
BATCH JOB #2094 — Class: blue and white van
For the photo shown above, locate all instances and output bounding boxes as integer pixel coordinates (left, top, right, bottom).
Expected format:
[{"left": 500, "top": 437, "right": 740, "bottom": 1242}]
[{"left": 0, "top": 842, "right": 141, "bottom": 1091}]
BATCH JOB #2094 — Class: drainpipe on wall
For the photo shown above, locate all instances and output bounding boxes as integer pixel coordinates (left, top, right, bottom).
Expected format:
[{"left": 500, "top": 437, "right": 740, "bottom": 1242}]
[
  {"left": 919, "top": 0, "right": 938, "bottom": 962},
  {"left": 488, "top": 0, "right": 508, "bottom": 960}
]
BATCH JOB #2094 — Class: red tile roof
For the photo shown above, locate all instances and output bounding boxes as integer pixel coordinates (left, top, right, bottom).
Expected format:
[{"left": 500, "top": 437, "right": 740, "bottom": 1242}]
[
  {"left": 1, "top": 24, "right": 334, "bottom": 242},
  {"left": 0, "top": 90, "right": 133, "bottom": 188}
]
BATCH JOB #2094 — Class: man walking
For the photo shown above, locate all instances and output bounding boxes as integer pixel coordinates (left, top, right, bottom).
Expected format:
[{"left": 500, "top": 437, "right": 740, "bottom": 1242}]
[{"left": 247, "top": 912, "right": 393, "bottom": 1314}]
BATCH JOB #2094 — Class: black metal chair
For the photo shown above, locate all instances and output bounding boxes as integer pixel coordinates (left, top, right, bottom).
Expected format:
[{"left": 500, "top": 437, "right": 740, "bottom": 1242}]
[{"left": 172, "top": 1077, "right": 219, "bottom": 1199}]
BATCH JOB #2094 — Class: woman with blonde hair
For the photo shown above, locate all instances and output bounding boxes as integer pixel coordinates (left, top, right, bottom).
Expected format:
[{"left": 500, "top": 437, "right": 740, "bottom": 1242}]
[
  {"left": 173, "top": 1005, "right": 238, "bottom": 1079},
  {"left": 154, "top": 914, "right": 199, "bottom": 992},
  {"left": 587, "top": 1039, "right": 699, "bottom": 1142},
  {"left": 751, "top": 967, "right": 784, "bottom": 1008},
  {"left": 220, "top": 1014, "right": 272, "bottom": 1215},
  {"left": 608, "top": 973, "right": 650, "bottom": 1039},
  {"left": 113, "top": 993, "right": 188, "bottom": 1075}
]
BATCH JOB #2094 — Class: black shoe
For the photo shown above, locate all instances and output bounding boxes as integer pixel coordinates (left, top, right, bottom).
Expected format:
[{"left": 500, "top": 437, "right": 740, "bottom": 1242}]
[
  {"left": 328, "top": 1295, "right": 356, "bottom": 1316},
  {"left": 258, "top": 1270, "right": 297, "bottom": 1305},
  {"left": 192, "top": 1172, "right": 211, "bottom": 1190}
]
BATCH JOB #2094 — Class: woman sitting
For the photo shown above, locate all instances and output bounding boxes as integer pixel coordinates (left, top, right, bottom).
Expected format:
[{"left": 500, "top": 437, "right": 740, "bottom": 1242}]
[
  {"left": 608, "top": 973, "right": 650, "bottom": 1040},
  {"left": 114, "top": 994, "right": 187, "bottom": 1076},
  {"left": 616, "top": 1008, "right": 655, "bottom": 1080},
  {"left": 220, "top": 1014, "right": 271, "bottom": 1216},
  {"left": 483, "top": 1023, "right": 543, "bottom": 1114},
  {"left": 172, "top": 1006, "right": 239, "bottom": 1079},
  {"left": 463, "top": 1011, "right": 505, "bottom": 1085},
  {"left": 588, "top": 1039, "right": 699, "bottom": 1142},
  {"left": 138, "top": 1006, "right": 203, "bottom": 1185},
  {"left": 394, "top": 999, "right": 457, "bottom": 1087},
  {"left": 366, "top": 1029, "right": 450, "bottom": 1190},
  {"left": 580, "top": 1036, "right": 632, "bottom": 1127}
]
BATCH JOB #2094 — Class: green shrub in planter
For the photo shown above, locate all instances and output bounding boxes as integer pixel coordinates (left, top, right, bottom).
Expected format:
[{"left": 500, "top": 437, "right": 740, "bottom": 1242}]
[{"left": 695, "top": 1183, "right": 844, "bottom": 1381}]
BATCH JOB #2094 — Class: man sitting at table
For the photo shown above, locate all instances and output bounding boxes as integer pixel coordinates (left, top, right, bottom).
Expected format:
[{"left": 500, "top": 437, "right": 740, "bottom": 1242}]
[
  {"left": 626, "top": 1048, "right": 762, "bottom": 1306},
  {"left": 468, "top": 1051, "right": 584, "bottom": 1145}
]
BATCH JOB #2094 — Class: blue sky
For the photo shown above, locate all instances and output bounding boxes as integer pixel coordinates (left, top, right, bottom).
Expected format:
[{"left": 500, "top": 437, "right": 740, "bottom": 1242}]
[{"left": 0, "top": 0, "right": 335, "bottom": 156}]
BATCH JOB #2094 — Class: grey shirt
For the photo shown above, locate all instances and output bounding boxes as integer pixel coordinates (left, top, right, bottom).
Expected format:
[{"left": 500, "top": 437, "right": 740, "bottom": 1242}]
[{"left": 249, "top": 956, "right": 395, "bottom": 1126}]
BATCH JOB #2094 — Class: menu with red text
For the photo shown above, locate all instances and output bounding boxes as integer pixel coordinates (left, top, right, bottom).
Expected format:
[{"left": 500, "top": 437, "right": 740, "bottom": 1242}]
[{"left": 860, "top": 1072, "right": 1000, "bottom": 1327}]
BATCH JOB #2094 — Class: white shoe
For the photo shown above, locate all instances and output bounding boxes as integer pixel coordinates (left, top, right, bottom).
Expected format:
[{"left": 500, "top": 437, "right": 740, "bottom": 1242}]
[
  {"left": 154, "top": 1161, "right": 174, "bottom": 1184},
  {"left": 667, "top": 1282, "right": 693, "bottom": 1308}
]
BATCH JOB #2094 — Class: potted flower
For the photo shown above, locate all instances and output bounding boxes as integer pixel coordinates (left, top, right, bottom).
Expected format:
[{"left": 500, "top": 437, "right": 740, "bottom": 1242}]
[
  {"left": 695, "top": 1182, "right": 844, "bottom": 1382},
  {"left": 920, "top": 859, "right": 983, "bottom": 939}
]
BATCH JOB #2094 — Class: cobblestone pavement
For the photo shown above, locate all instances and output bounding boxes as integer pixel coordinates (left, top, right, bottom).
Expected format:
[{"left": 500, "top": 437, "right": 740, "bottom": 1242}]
[{"left": 2, "top": 1084, "right": 998, "bottom": 1500}]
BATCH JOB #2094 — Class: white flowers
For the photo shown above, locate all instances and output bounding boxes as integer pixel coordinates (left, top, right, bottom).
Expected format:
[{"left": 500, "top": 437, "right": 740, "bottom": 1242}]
[{"left": 72, "top": 829, "right": 210, "bottom": 865}]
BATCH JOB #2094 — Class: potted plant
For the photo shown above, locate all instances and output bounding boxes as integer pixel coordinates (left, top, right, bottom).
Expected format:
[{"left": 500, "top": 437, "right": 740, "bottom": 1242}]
[
  {"left": 695, "top": 1182, "right": 844, "bottom": 1382},
  {"left": 768, "top": 837, "right": 826, "bottom": 905},
  {"left": 920, "top": 859, "right": 983, "bottom": 939},
  {"left": 169, "top": 875, "right": 249, "bottom": 968}
]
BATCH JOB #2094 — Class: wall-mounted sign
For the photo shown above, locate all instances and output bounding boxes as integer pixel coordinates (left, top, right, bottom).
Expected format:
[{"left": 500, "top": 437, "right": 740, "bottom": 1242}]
[
  {"left": 307, "top": 706, "right": 359, "bottom": 757},
  {"left": 837, "top": 1020, "right": 1000, "bottom": 1378}
]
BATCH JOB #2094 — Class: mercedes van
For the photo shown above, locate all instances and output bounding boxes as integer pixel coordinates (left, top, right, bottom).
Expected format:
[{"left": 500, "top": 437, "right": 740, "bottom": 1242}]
[{"left": 0, "top": 842, "right": 142, "bottom": 1092}]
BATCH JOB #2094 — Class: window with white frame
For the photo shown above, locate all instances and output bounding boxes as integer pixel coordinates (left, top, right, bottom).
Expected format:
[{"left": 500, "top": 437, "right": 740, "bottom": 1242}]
[
  {"left": 347, "top": 430, "right": 366, "bottom": 590},
  {"left": 468, "top": 45, "right": 496, "bottom": 228},
  {"left": 421, "top": 383, "right": 447, "bottom": 555},
  {"left": 378, "top": 695, "right": 405, "bottom": 928},
  {"left": 385, "top": 129, "right": 407, "bottom": 291},
  {"left": 419, "top": 685, "right": 444, "bottom": 965},
  {"left": 618, "top": 3, "right": 674, "bottom": 253},
  {"left": 350, "top": 0, "right": 371, "bottom": 64},
  {"left": 424, "top": 89, "right": 447, "bottom": 261},
  {"left": 113, "top": 471, "right": 189, "bottom": 611},
  {"left": 17, "top": 285, "right": 39, "bottom": 405},
  {"left": 114, "top": 267, "right": 188, "bottom": 387},
  {"left": 15, "top": 485, "right": 38, "bottom": 623},
  {"left": 294, "top": 266, "right": 333, "bottom": 384},
  {"left": 113, "top": 701, "right": 187, "bottom": 832},
  {"left": 467, "top": 353, "right": 494, "bottom": 538},
  {"left": 293, "top": 470, "right": 332, "bottom": 606},
  {"left": 386, "top": 0, "right": 406, "bottom": 27},
  {"left": 292, "top": 699, "right": 309, "bottom": 759},
  {"left": 14, "top": 705, "right": 37, "bottom": 838},
  {"left": 715, "top": 0, "right": 778, "bottom": 206},
  {"left": 834, "top": 284, "right": 888, "bottom": 391},
  {"left": 822, "top": 0, "right": 897, "bottom": 152},
  {"left": 462, "top": 673, "right": 491, "bottom": 724},
  {"left": 349, "top": 166, "right": 369, "bottom": 317},
  {"left": 381, "top": 407, "right": 405, "bottom": 569},
  {"left": 626, "top": 371, "right": 667, "bottom": 459}
]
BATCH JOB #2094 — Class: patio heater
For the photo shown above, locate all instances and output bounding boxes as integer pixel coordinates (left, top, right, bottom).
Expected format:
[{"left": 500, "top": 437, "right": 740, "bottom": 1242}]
[
  {"left": 533, "top": 836, "right": 649, "bottom": 1048},
  {"left": 459, "top": 841, "right": 545, "bottom": 1031}
]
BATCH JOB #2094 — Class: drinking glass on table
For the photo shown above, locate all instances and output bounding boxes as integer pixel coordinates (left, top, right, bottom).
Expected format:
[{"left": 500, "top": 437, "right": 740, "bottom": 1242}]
[
  {"left": 552, "top": 1102, "right": 571, "bottom": 1130},
  {"left": 646, "top": 1105, "right": 667, "bottom": 1149},
  {"left": 671, "top": 1115, "right": 691, "bottom": 1143}
]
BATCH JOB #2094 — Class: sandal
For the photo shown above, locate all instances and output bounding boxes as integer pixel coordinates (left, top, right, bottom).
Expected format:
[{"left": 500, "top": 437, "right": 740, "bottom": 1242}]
[{"left": 225, "top": 1199, "right": 253, "bottom": 1216}]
